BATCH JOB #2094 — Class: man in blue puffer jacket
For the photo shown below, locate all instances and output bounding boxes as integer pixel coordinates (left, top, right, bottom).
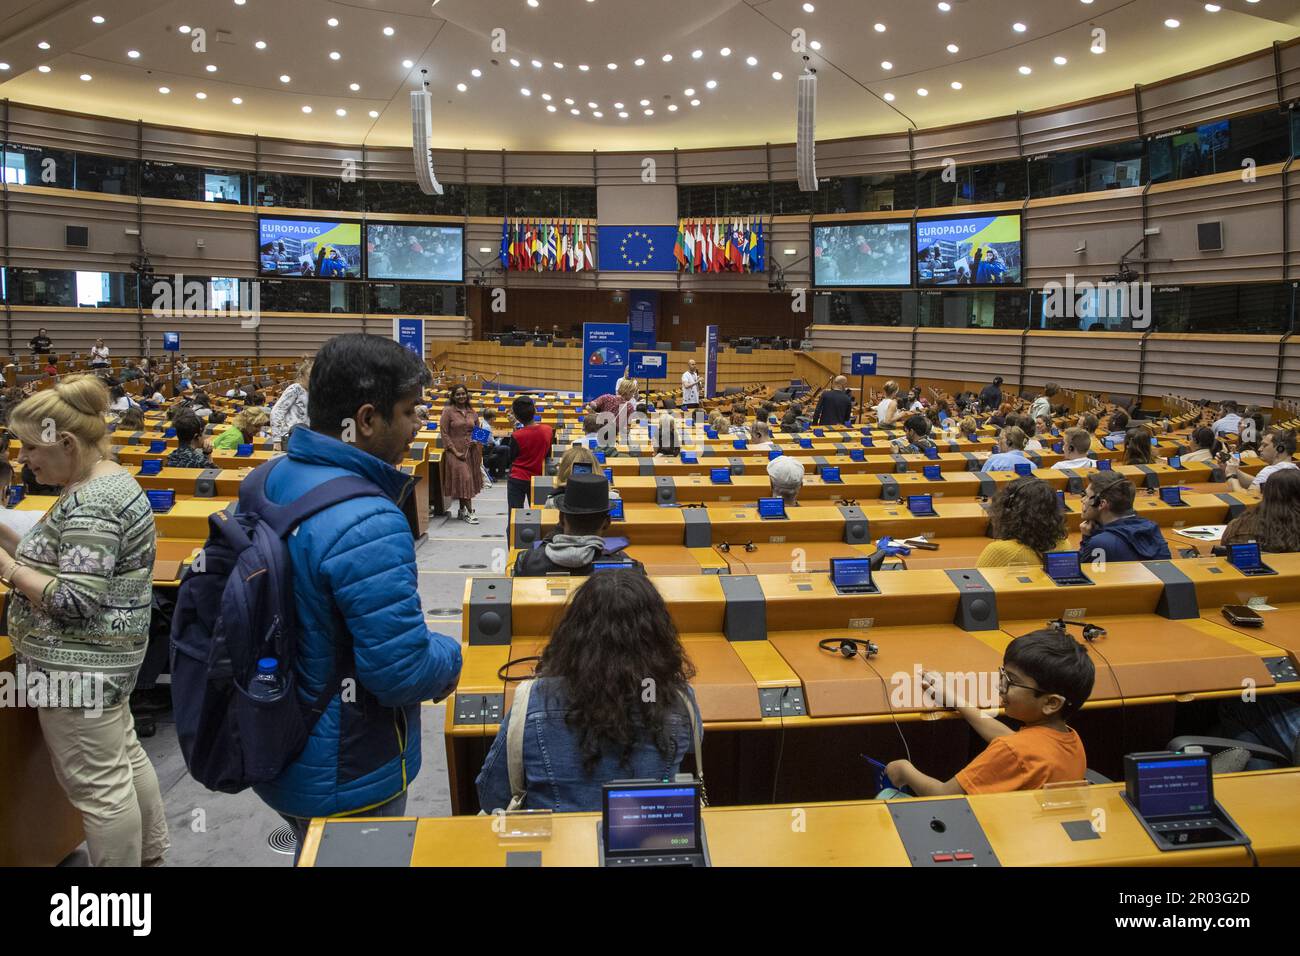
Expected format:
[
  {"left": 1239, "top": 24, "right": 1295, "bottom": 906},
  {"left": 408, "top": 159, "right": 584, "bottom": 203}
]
[
  {"left": 253, "top": 334, "right": 461, "bottom": 853},
  {"left": 1078, "top": 471, "right": 1172, "bottom": 564}
]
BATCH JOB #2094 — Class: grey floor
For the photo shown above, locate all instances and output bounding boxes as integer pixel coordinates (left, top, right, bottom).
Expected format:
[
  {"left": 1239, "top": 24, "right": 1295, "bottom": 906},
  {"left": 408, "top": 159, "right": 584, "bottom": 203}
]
[{"left": 61, "top": 478, "right": 508, "bottom": 866}]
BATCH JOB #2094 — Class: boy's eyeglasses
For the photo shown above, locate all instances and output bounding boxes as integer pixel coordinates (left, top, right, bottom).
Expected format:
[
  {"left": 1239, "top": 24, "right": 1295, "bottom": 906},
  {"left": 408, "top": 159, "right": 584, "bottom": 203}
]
[{"left": 999, "top": 666, "right": 1049, "bottom": 697}]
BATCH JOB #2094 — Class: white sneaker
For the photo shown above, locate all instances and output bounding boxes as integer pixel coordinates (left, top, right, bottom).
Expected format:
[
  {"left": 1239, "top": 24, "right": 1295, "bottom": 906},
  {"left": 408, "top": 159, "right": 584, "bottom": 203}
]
[{"left": 463, "top": 511, "right": 480, "bottom": 524}]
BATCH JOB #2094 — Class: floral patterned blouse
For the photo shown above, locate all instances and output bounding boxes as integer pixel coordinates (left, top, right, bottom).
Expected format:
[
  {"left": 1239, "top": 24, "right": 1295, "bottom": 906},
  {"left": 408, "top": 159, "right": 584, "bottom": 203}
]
[{"left": 8, "top": 471, "right": 157, "bottom": 708}]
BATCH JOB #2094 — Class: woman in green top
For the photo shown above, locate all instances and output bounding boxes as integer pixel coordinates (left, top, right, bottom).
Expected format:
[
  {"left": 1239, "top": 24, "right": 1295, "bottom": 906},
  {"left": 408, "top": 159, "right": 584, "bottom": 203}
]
[
  {"left": 211, "top": 406, "right": 270, "bottom": 452},
  {"left": 0, "top": 374, "right": 168, "bottom": 867}
]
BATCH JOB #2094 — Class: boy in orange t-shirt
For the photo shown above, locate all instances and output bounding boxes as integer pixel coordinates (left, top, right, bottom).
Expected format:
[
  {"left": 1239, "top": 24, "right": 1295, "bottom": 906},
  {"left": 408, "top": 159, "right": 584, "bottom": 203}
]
[{"left": 884, "top": 628, "right": 1096, "bottom": 796}]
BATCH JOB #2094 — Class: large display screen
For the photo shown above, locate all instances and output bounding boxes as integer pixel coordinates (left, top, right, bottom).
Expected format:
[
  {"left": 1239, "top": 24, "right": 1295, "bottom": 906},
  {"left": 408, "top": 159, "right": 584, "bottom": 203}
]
[
  {"left": 812, "top": 221, "right": 911, "bottom": 287},
  {"left": 916, "top": 214, "right": 1022, "bottom": 286},
  {"left": 258, "top": 218, "right": 362, "bottom": 278},
  {"left": 365, "top": 223, "right": 464, "bottom": 282}
]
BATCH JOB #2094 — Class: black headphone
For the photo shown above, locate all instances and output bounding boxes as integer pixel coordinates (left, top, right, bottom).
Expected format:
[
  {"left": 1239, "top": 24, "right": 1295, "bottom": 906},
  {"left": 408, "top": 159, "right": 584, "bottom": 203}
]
[
  {"left": 1048, "top": 618, "right": 1107, "bottom": 643},
  {"left": 818, "top": 636, "right": 879, "bottom": 659},
  {"left": 497, "top": 655, "right": 541, "bottom": 683}
]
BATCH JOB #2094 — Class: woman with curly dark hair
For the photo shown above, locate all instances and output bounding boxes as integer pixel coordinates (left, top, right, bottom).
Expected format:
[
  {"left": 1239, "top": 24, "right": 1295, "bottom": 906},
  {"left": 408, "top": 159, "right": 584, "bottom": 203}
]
[
  {"left": 977, "top": 476, "right": 1069, "bottom": 568},
  {"left": 1222, "top": 468, "right": 1300, "bottom": 553},
  {"left": 475, "top": 571, "right": 700, "bottom": 812}
]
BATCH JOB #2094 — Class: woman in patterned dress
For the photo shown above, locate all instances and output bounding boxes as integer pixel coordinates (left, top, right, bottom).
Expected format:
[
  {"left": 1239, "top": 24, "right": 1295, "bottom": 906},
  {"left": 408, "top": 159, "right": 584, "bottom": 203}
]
[
  {"left": 0, "top": 374, "right": 167, "bottom": 866},
  {"left": 439, "top": 384, "right": 483, "bottom": 523}
]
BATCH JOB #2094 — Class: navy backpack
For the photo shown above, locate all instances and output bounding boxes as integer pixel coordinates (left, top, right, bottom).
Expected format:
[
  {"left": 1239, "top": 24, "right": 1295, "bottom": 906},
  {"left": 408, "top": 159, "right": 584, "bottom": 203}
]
[{"left": 170, "top": 459, "right": 380, "bottom": 794}]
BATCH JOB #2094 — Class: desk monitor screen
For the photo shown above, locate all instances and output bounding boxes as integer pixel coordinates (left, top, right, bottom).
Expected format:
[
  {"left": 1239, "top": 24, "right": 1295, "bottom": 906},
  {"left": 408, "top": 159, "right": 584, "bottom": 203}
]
[
  {"left": 710, "top": 468, "right": 732, "bottom": 485},
  {"left": 1014, "top": 462, "right": 1033, "bottom": 476},
  {"left": 1057, "top": 490, "right": 1068, "bottom": 512},
  {"left": 861, "top": 436, "right": 874, "bottom": 447},
  {"left": 1045, "top": 550, "right": 1086, "bottom": 582},
  {"left": 1228, "top": 542, "right": 1263, "bottom": 571},
  {"left": 603, "top": 468, "right": 614, "bottom": 484},
  {"left": 588, "top": 437, "right": 598, "bottom": 449},
  {"left": 608, "top": 498, "right": 624, "bottom": 522},
  {"left": 821, "top": 466, "right": 842, "bottom": 483},
  {"left": 923, "top": 464, "right": 942, "bottom": 481},
  {"left": 923, "top": 445, "right": 940, "bottom": 460},
  {"left": 850, "top": 449, "right": 866, "bottom": 462},
  {"left": 799, "top": 437, "right": 813, "bottom": 448},
  {"left": 603, "top": 783, "right": 701, "bottom": 857},
  {"left": 681, "top": 451, "right": 698, "bottom": 464},
  {"left": 830, "top": 557, "right": 873, "bottom": 589},
  {"left": 1168, "top": 455, "right": 1183, "bottom": 469},
  {"left": 593, "top": 561, "right": 633, "bottom": 572},
  {"left": 594, "top": 451, "right": 607, "bottom": 464},
  {"left": 572, "top": 463, "right": 593, "bottom": 475},
  {"left": 1159, "top": 486, "right": 1184, "bottom": 506},
  {"left": 140, "top": 459, "right": 163, "bottom": 476},
  {"left": 769, "top": 449, "right": 784, "bottom": 461},
  {"left": 813, "top": 428, "right": 825, "bottom": 438},
  {"left": 1129, "top": 755, "right": 1214, "bottom": 819},
  {"left": 1098, "top": 459, "right": 1113, "bottom": 471},
  {"left": 907, "top": 494, "right": 935, "bottom": 516},
  {"left": 236, "top": 443, "right": 254, "bottom": 457},
  {"left": 733, "top": 439, "right": 747, "bottom": 450},
  {"left": 146, "top": 489, "right": 175, "bottom": 513},
  {"left": 758, "top": 497, "right": 787, "bottom": 519}
]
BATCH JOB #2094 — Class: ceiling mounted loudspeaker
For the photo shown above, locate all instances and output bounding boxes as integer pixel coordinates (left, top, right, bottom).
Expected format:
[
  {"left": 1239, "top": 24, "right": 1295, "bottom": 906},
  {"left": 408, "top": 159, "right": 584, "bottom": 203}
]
[
  {"left": 410, "top": 83, "right": 444, "bottom": 196},
  {"left": 797, "top": 65, "right": 818, "bottom": 192}
]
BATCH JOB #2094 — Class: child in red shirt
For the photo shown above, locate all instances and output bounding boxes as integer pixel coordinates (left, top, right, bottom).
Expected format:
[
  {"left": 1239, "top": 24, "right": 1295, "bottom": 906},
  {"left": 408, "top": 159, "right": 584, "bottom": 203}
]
[{"left": 506, "top": 395, "right": 553, "bottom": 511}]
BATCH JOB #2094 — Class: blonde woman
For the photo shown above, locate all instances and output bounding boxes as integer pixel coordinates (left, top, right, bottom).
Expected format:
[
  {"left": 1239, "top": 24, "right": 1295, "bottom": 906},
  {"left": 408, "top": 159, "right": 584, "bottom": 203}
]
[
  {"left": 0, "top": 375, "right": 166, "bottom": 866},
  {"left": 211, "top": 406, "right": 270, "bottom": 452},
  {"left": 270, "top": 358, "right": 312, "bottom": 448},
  {"left": 875, "top": 381, "right": 902, "bottom": 427},
  {"left": 547, "top": 446, "right": 621, "bottom": 506}
]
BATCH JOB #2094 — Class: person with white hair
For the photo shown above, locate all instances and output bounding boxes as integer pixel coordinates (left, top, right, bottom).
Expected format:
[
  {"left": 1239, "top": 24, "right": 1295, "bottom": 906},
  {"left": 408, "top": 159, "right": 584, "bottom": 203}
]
[{"left": 766, "top": 454, "right": 805, "bottom": 507}]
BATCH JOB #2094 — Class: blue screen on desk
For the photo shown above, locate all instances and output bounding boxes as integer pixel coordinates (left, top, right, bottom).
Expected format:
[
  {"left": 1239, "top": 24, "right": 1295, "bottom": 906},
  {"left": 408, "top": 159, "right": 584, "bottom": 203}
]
[
  {"left": 1229, "top": 543, "right": 1262, "bottom": 570},
  {"left": 1159, "top": 486, "right": 1183, "bottom": 505},
  {"left": 1045, "top": 551, "right": 1082, "bottom": 580},
  {"left": 608, "top": 498, "right": 624, "bottom": 521},
  {"left": 1135, "top": 757, "right": 1212, "bottom": 818},
  {"left": 907, "top": 494, "right": 934, "bottom": 515},
  {"left": 572, "top": 464, "right": 593, "bottom": 475},
  {"left": 759, "top": 497, "right": 786, "bottom": 519},
  {"left": 146, "top": 490, "right": 175, "bottom": 512},
  {"left": 830, "top": 557, "right": 873, "bottom": 589},
  {"left": 604, "top": 786, "right": 698, "bottom": 854},
  {"left": 710, "top": 468, "right": 732, "bottom": 484},
  {"left": 821, "top": 466, "right": 842, "bottom": 483}
]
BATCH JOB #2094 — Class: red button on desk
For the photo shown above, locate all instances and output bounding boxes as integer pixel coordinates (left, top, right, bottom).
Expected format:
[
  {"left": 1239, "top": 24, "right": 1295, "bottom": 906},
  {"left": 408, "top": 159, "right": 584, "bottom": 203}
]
[
  {"left": 931, "top": 853, "right": 954, "bottom": 862},
  {"left": 954, "top": 852, "right": 974, "bottom": 861}
]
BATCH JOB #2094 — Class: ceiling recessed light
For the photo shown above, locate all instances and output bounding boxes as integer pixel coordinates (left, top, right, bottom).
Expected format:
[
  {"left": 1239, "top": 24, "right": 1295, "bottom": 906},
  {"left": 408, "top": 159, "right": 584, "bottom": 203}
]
[
  {"left": 938, "top": 1, "right": 951, "bottom": 9},
  {"left": 205, "top": 64, "right": 217, "bottom": 72},
  {"left": 127, "top": 49, "right": 140, "bottom": 58},
  {"left": 607, "top": 62, "right": 617, "bottom": 70},
  {"left": 0, "top": 63, "right": 7, "bottom": 71},
  {"left": 771, "top": 71, "right": 783, "bottom": 80},
  {"left": 531, "top": 59, "right": 542, "bottom": 68},
  {"left": 527, "top": 0, "right": 539, "bottom": 6},
  {"left": 456, "top": 82, "right": 467, "bottom": 91},
  {"left": 38, "top": 41, "right": 51, "bottom": 50},
  {"left": 509, "top": 58, "right": 520, "bottom": 67},
  {"left": 947, "top": 43, "right": 959, "bottom": 53},
  {"left": 639, "top": 98, "right": 650, "bottom": 106},
  {"left": 234, "top": 0, "right": 245, "bottom": 5},
  {"left": 179, "top": 25, "right": 191, "bottom": 33},
  {"left": 634, "top": 57, "right": 645, "bottom": 66},
  {"left": 521, "top": 88, "right": 531, "bottom": 96},
  {"left": 950, "top": 81, "right": 962, "bottom": 90},
  {"left": 684, "top": 87, "right": 695, "bottom": 96},
  {"left": 810, "top": 40, "right": 822, "bottom": 50},
  {"left": 195, "top": 91, "right": 207, "bottom": 99},
  {"left": 1204, "top": 2, "right": 1220, "bottom": 9},
  {"left": 255, "top": 40, "right": 267, "bottom": 49},
  {"left": 336, "top": 108, "right": 346, "bottom": 116},
  {"left": 662, "top": 53, "right": 673, "bottom": 62},
  {"left": 705, "top": 79, "right": 717, "bottom": 89},
  {"left": 349, "top": 82, "right": 360, "bottom": 91},
  {"left": 1013, "top": 22, "right": 1027, "bottom": 32},
  {"left": 667, "top": 104, "right": 678, "bottom": 111},
  {"left": 593, "top": 111, "right": 603, "bottom": 118},
  {"left": 327, "top": 17, "right": 339, "bottom": 27},
  {"left": 232, "top": 96, "right": 243, "bottom": 104},
  {"left": 383, "top": 26, "right": 395, "bottom": 36},
  {"left": 92, "top": 15, "right": 105, "bottom": 24},
  {"left": 690, "top": 98, "right": 700, "bottom": 106},
  {"left": 478, "top": 247, "right": 492, "bottom": 254},
  {"left": 881, "top": 60, "right": 893, "bottom": 70},
  {"left": 79, "top": 73, "right": 92, "bottom": 81},
  {"left": 614, "top": 101, "right": 624, "bottom": 108},
  {"left": 579, "top": 64, "right": 589, "bottom": 71},
  {"left": 692, "top": 49, "right": 703, "bottom": 59},
  {"left": 368, "top": 110, "right": 379, "bottom": 117},
  {"left": 279, "top": 74, "right": 291, "bottom": 83},
  {"left": 541, "top": 93, "right": 552, "bottom": 101},
  {"left": 471, "top": 68, "right": 482, "bottom": 77},
  {"left": 554, "top": 62, "right": 564, "bottom": 69},
  {"left": 564, "top": 97, "right": 575, "bottom": 105},
  {"left": 402, "top": 59, "right": 414, "bottom": 68},
  {"left": 874, "top": 22, "right": 886, "bottom": 32},
  {"left": 587, "top": 101, "right": 598, "bottom": 108},
  {"left": 37, "top": 65, "right": 51, "bottom": 73},
  {"left": 1164, "top": 18, "right": 1180, "bottom": 28},
  {"left": 570, "top": 108, "right": 580, "bottom": 115},
  {"left": 158, "top": 86, "right": 170, "bottom": 93},
  {"left": 746, "top": 55, "right": 758, "bottom": 66},
  {"left": 720, "top": 47, "right": 731, "bottom": 56},
  {"left": 917, "top": 87, "right": 928, "bottom": 96},
  {"left": 883, "top": 92, "right": 895, "bottom": 101},
  {"left": 301, "top": 105, "right": 312, "bottom": 113},
  {"left": 1018, "top": 65, "right": 1032, "bottom": 75},
  {"left": 619, "top": 111, "right": 628, "bottom": 118},
  {"left": 644, "top": 108, "right": 654, "bottom": 115},
  {"left": 1054, "top": 55, "right": 1068, "bottom": 65},
  {"left": 547, "top": 105, "right": 557, "bottom": 112},
  {"left": 803, "top": 3, "right": 815, "bottom": 11},
  {"left": 329, "top": 51, "right": 341, "bottom": 60}
]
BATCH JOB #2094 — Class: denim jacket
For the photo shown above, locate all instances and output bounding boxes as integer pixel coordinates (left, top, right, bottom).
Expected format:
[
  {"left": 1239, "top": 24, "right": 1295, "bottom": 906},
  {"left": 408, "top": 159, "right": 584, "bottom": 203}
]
[{"left": 475, "top": 678, "right": 700, "bottom": 813}]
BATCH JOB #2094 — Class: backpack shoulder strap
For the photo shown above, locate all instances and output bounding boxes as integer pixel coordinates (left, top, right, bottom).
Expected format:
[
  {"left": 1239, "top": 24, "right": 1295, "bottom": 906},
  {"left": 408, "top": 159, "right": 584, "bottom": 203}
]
[
  {"left": 677, "top": 687, "right": 703, "bottom": 784},
  {"left": 242, "top": 459, "right": 386, "bottom": 538},
  {"left": 506, "top": 679, "right": 536, "bottom": 809}
]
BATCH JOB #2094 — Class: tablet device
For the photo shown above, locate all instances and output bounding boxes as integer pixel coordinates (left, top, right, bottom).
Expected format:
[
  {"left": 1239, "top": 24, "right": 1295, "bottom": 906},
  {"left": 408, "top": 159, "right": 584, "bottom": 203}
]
[
  {"left": 1014, "top": 462, "right": 1033, "bottom": 477},
  {"left": 140, "top": 459, "right": 163, "bottom": 476},
  {"left": 1168, "top": 455, "right": 1183, "bottom": 469},
  {"left": 608, "top": 498, "right": 625, "bottom": 522},
  {"left": 733, "top": 439, "right": 747, "bottom": 450},
  {"left": 907, "top": 494, "right": 937, "bottom": 517},
  {"left": 594, "top": 450, "right": 607, "bottom": 464},
  {"left": 710, "top": 468, "right": 732, "bottom": 485},
  {"left": 758, "top": 497, "right": 787, "bottom": 519},
  {"left": 600, "top": 781, "right": 707, "bottom": 867},
  {"left": 769, "top": 448, "right": 784, "bottom": 461},
  {"left": 799, "top": 437, "right": 813, "bottom": 449},
  {"left": 149, "top": 439, "right": 168, "bottom": 453},
  {"left": 820, "top": 466, "right": 843, "bottom": 484},
  {"left": 681, "top": 451, "right": 698, "bottom": 464},
  {"left": 1227, "top": 542, "right": 1276, "bottom": 577},
  {"left": 813, "top": 428, "right": 825, "bottom": 438},
  {"left": 6, "top": 486, "right": 25, "bottom": 507},
  {"left": 849, "top": 449, "right": 866, "bottom": 462},
  {"left": 236, "top": 443, "right": 254, "bottom": 457},
  {"left": 923, "top": 464, "right": 942, "bottom": 481},
  {"left": 1097, "top": 459, "right": 1113, "bottom": 471},
  {"left": 830, "top": 557, "right": 878, "bottom": 595},
  {"left": 861, "top": 436, "right": 874, "bottom": 448},
  {"left": 588, "top": 437, "right": 599, "bottom": 449},
  {"left": 923, "top": 445, "right": 940, "bottom": 461},
  {"left": 603, "top": 468, "right": 614, "bottom": 484},
  {"left": 1044, "top": 550, "right": 1093, "bottom": 586},
  {"left": 146, "top": 489, "right": 175, "bottom": 513},
  {"left": 1159, "top": 486, "right": 1187, "bottom": 507}
]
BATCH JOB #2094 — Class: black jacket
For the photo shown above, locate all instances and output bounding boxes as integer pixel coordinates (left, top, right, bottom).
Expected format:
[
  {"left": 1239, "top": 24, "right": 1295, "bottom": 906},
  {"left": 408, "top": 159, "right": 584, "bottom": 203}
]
[
  {"left": 813, "top": 389, "right": 854, "bottom": 426},
  {"left": 513, "top": 535, "right": 645, "bottom": 577}
]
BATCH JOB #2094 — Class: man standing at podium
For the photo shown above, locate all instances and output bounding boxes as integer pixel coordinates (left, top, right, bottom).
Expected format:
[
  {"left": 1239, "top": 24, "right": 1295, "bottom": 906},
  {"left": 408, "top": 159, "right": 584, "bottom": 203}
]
[{"left": 681, "top": 359, "right": 701, "bottom": 411}]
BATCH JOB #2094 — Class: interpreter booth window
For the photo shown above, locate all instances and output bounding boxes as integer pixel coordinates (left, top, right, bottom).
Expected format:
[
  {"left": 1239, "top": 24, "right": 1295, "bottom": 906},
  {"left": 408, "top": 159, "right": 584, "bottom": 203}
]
[
  {"left": 3, "top": 142, "right": 74, "bottom": 188},
  {"left": 369, "top": 283, "right": 465, "bottom": 315},
  {"left": 1033, "top": 288, "right": 1135, "bottom": 332},
  {"left": 140, "top": 161, "right": 204, "bottom": 201},
  {"left": 466, "top": 184, "right": 505, "bottom": 217},
  {"left": 257, "top": 279, "right": 363, "bottom": 313},
  {"left": 204, "top": 171, "right": 245, "bottom": 204},
  {"left": 6, "top": 268, "right": 76, "bottom": 306},
  {"left": 75, "top": 153, "right": 137, "bottom": 195},
  {"left": 1151, "top": 284, "right": 1291, "bottom": 334},
  {"left": 1148, "top": 110, "right": 1290, "bottom": 185},
  {"left": 915, "top": 165, "right": 970, "bottom": 208},
  {"left": 678, "top": 184, "right": 716, "bottom": 217},
  {"left": 811, "top": 174, "right": 914, "bottom": 214},
  {"left": 815, "top": 291, "right": 911, "bottom": 327},
  {"left": 716, "top": 182, "right": 768, "bottom": 217},
  {"left": 770, "top": 180, "right": 814, "bottom": 215},
  {"left": 971, "top": 160, "right": 1028, "bottom": 204},
  {"left": 311, "top": 175, "right": 366, "bottom": 212},
  {"left": 256, "top": 172, "right": 310, "bottom": 209},
  {"left": 919, "top": 290, "right": 1028, "bottom": 329},
  {"left": 208, "top": 278, "right": 245, "bottom": 312},
  {"left": 1027, "top": 140, "right": 1145, "bottom": 198},
  {"left": 365, "top": 178, "right": 463, "bottom": 215}
]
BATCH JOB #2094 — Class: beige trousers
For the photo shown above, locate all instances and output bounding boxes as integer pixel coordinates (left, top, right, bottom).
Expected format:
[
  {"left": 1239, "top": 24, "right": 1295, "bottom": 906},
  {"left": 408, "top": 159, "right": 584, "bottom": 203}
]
[{"left": 38, "top": 702, "right": 170, "bottom": 867}]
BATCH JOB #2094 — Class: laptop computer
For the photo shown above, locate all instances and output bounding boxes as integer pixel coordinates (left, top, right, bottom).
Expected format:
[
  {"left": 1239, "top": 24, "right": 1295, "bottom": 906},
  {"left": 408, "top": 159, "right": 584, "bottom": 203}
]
[
  {"left": 1122, "top": 752, "right": 1248, "bottom": 852},
  {"left": 710, "top": 467, "right": 732, "bottom": 485},
  {"left": 680, "top": 451, "right": 698, "bottom": 464},
  {"left": 1044, "top": 550, "right": 1093, "bottom": 586},
  {"left": 907, "top": 494, "right": 938, "bottom": 517},
  {"left": 830, "top": 556, "right": 880, "bottom": 596},
  {"left": 599, "top": 780, "right": 710, "bottom": 867},
  {"left": 758, "top": 497, "right": 788, "bottom": 519},
  {"left": 820, "top": 466, "right": 843, "bottom": 483},
  {"left": 1227, "top": 542, "right": 1276, "bottom": 577}
]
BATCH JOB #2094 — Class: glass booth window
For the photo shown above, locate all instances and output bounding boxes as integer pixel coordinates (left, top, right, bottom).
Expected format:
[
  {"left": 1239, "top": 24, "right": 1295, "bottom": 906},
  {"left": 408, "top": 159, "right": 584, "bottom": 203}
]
[
  {"left": 3, "top": 143, "right": 75, "bottom": 188},
  {"left": 1149, "top": 110, "right": 1290, "bottom": 184},
  {"left": 918, "top": 290, "right": 1028, "bottom": 329},
  {"left": 204, "top": 171, "right": 244, "bottom": 203},
  {"left": 76, "top": 153, "right": 137, "bottom": 195},
  {"left": 1028, "top": 140, "right": 1145, "bottom": 198}
]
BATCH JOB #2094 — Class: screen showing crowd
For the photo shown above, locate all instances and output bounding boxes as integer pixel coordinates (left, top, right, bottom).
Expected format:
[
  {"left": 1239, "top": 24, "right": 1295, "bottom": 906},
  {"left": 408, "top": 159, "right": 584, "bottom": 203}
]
[{"left": 916, "top": 214, "right": 1023, "bottom": 286}]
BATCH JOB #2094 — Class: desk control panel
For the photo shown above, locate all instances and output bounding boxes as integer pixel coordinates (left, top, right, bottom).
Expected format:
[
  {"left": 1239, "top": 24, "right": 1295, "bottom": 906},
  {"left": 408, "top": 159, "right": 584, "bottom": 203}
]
[
  {"left": 1263, "top": 656, "right": 1300, "bottom": 683},
  {"left": 453, "top": 693, "right": 505, "bottom": 725},
  {"left": 759, "top": 686, "right": 807, "bottom": 718},
  {"left": 888, "top": 799, "right": 1000, "bottom": 867}
]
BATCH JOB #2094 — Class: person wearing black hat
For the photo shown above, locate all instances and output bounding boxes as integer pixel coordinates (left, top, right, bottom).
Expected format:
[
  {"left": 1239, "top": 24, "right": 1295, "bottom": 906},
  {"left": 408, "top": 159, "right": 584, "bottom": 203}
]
[{"left": 513, "top": 473, "right": 645, "bottom": 577}]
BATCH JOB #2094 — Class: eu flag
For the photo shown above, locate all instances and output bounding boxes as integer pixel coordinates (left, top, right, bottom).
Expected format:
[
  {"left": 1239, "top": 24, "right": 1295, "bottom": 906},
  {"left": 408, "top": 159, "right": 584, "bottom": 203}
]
[{"left": 597, "top": 225, "right": 681, "bottom": 272}]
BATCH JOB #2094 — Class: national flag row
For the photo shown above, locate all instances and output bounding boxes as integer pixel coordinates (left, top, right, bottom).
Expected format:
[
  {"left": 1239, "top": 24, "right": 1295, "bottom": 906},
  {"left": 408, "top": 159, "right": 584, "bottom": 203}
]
[
  {"left": 674, "top": 218, "right": 766, "bottom": 274},
  {"left": 499, "top": 219, "right": 595, "bottom": 272}
]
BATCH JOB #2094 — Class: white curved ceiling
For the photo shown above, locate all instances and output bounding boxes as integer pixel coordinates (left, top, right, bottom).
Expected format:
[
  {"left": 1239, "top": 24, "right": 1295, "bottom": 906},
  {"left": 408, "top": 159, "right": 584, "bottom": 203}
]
[{"left": 1, "top": 0, "right": 1299, "bottom": 151}]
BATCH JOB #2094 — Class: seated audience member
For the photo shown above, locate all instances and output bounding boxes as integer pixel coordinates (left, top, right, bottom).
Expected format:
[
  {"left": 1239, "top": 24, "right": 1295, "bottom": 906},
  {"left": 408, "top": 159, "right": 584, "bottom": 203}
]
[
  {"left": 982, "top": 426, "right": 1031, "bottom": 472},
  {"left": 1054, "top": 427, "right": 1096, "bottom": 471},
  {"left": 582, "top": 412, "right": 620, "bottom": 459},
  {"left": 654, "top": 411, "right": 682, "bottom": 457},
  {"left": 987, "top": 402, "right": 1013, "bottom": 429},
  {"left": 1212, "top": 400, "right": 1242, "bottom": 437},
  {"left": 708, "top": 411, "right": 729, "bottom": 435},
  {"left": 547, "top": 446, "right": 621, "bottom": 505},
  {"left": 959, "top": 415, "right": 981, "bottom": 442},
  {"left": 166, "top": 409, "right": 216, "bottom": 470},
  {"left": 1021, "top": 416, "right": 1045, "bottom": 454},
  {"left": 977, "top": 477, "right": 1069, "bottom": 568},
  {"left": 1226, "top": 428, "right": 1297, "bottom": 493},
  {"left": 883, "top": 628, "right": 1095, "bottom": 796},
  {"left": 875, "top": 381, "right": 903, "bottom": 426},
  {"left": 1173, "top": 426, "right": 1220, "bottom": 466},
  {"left": 513, "top": 474, "right": 641, "bottom": 577},
  {"left": 749, "top": 420, "right": 773, "bottom": 451},
  {"left": 1079, "top": 471, "right": 1171, "bottom": 563},
  {"left": 109, "top": 384, "right": 136, "bottom": 414},
  {"left": 1221, "top": 469, "right": 1300, "bottom": 553},
  {"left": 728, "top": 411, "right": 751, "bottom": 440},
  {"left": 1122, "top": 426, "right": 1155, "bottom": 465},
  {"left": 115, "top": 407, "right": 146, "bottom": 432},
  {"left": 893, "top": 414, "right": 937, "bottom": 455},
  {"left": 1104, "top": 409, "right": 1129, "bottom": 446},
  {"left": 780, "top": 403, "right": 807, "bottom": 431},
  {"left": 212, "top": 407, "right": 270, "bottom": 451},
  {"left": 904, "top": 386, "right": 924, "bottom": 413},
  {"left": 586, "top": 379, "right": 637, "bottom": 439},
  {"left": 767, "top": 454, "right": 805, "bottom": 506},
  {"left": 1029, "top": 383, "right": 1059, "bottom": 421},
  {"left": 1237, "top": 409, "right": 1267, "bottom": 453},
  {"left": 142, "top": 380, "right": 166, "bottom": 405},
  {"left": 480, "top": 410, "right": 511, "bottom": 479},
  {"left": 476, "top": 571, "right": 698, "bottom": 812},
  {"left": 1076, "top": 411, "right": 1100, "bottom": 435}
]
